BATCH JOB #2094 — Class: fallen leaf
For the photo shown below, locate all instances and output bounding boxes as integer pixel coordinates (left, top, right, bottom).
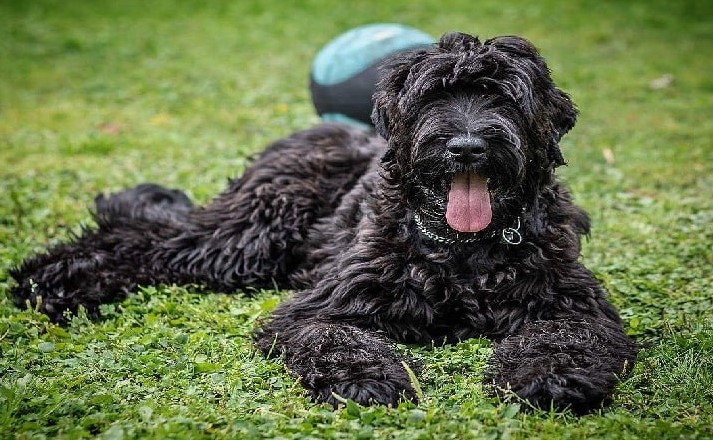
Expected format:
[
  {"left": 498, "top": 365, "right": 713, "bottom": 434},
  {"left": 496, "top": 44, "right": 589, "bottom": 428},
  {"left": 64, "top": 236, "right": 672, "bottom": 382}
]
[
  {"left": 150, "top": 113, "right": 171, "bottom": 126},
  {"left": 650, "top": 74, "right": 674, "bottom": 90},
  {"left": 602, "top": 147, "right": 615, "bottom": 165},
  {"left": 99, "top": 122, "right": 122, "bottom": 134}
]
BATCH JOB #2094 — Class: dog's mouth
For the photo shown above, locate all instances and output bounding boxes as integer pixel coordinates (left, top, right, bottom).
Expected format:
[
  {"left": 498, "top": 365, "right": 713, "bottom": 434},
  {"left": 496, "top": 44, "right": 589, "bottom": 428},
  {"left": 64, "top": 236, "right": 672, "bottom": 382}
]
[{"left": 445, "top": 172, "right": 492, "bottom": 233}]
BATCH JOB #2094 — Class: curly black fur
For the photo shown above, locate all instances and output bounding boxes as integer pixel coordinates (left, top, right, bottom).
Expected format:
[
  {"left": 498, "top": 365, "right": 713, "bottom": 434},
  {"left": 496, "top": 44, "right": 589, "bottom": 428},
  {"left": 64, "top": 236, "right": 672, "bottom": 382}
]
[{"left": 10, "top": 32, "right": 638, "bottom": 414}]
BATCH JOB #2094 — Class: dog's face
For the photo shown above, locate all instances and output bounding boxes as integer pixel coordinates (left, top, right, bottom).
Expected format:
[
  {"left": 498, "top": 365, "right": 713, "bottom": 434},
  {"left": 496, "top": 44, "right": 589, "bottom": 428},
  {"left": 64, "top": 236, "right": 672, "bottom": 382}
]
[{"left": 372, "top": 32, "right": 577, "bottom": 243}]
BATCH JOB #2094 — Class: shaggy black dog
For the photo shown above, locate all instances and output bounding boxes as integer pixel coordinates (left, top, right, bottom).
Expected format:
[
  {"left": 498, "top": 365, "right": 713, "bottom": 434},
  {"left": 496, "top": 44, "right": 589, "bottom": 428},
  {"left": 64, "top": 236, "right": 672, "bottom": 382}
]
[{"left": 10, "top": 32, "right": 639, "bottom": 414}]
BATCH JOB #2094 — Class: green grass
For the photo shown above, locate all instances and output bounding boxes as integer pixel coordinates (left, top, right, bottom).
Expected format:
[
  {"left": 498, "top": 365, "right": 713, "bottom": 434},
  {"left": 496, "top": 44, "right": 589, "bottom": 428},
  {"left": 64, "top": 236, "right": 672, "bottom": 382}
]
[{"left": 1, "top": 0, "right": 712, "bottom": 438}]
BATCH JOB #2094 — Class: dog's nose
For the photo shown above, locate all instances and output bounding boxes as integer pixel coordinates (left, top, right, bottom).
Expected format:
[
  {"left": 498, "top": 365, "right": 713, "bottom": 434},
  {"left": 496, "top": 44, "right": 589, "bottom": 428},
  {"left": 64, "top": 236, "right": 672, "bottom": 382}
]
[{"left": 446, "top": 136, "right": 487, "bottom": 163}]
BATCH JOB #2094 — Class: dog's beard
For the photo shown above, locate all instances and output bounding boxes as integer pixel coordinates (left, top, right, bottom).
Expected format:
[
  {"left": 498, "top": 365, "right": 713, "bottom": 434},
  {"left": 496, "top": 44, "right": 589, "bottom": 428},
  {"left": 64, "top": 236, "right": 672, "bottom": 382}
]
[
  {"left": 409, "top": 132, "right": 526, "bottom": 244},
  {"left": 414, "top": 176, "right": 519, "bottom": 244}
]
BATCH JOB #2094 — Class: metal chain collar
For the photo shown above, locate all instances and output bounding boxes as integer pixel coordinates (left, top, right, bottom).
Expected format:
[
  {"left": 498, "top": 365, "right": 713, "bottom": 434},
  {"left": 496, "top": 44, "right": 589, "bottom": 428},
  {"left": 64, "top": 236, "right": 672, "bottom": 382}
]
[{"left": 414, "top": 212, "right": 523, "bottom": 246}]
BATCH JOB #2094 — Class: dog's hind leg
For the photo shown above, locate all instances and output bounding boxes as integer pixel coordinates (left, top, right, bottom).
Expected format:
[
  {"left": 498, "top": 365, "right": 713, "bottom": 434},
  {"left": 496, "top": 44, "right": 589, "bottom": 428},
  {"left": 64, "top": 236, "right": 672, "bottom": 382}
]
[
  {"left": 10, "top": 124, "right": 380, "bottom": 322},
  {"left": 94, "top": 183, "right": 194, "bottom": 224},
  {"left": 149, "top": 124, "right": 381, "bottom": 291},
  {"left": 9, "top": 186, "right": 195, "bottom": 322}
]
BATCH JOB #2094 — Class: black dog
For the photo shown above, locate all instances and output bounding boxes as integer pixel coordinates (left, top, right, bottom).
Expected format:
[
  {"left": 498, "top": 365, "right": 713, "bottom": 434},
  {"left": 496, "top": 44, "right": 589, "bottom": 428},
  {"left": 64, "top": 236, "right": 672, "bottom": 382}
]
[{"left": 10, "top": 33, "right": 638, "bottom": 414}]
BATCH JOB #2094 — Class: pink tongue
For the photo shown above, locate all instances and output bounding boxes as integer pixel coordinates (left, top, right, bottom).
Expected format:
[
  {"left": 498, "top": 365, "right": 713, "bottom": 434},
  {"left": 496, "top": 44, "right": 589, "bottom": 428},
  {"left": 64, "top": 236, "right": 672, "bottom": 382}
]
[{"left": 446, "top": 173, "right": 492, "bottom": 233}]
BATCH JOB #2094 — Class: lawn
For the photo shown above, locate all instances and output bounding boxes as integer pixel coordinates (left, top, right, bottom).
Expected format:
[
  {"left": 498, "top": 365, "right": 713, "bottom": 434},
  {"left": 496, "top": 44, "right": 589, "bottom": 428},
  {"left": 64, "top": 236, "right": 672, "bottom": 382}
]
[{"left": 1, "top": 0, "right": 712, "bottom": 438}]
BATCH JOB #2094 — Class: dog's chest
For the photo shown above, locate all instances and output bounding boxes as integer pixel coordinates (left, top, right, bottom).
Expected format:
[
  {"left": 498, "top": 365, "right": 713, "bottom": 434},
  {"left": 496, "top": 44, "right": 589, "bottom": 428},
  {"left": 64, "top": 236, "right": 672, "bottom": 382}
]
[{"left": 402, "top": 257, "right": 519, "bottom": 340}]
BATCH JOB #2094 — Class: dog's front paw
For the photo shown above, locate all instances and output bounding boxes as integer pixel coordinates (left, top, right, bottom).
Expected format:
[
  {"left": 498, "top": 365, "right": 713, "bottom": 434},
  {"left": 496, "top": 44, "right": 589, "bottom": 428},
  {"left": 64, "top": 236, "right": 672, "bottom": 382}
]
[
  {"left": 483, "top": 320, "right": 637, "bottom": 414},
  {"left": 295, "top": 343, "right": 420, "bottom": 407},
  {"left": 484, "top": 352, "right": 613, "bottom": 414},
  {"left": 308, "top": 368, "right": 418, "bottom": 407},
  {"left": 260, "top": 321, "right": 420, "bottom": 408}
]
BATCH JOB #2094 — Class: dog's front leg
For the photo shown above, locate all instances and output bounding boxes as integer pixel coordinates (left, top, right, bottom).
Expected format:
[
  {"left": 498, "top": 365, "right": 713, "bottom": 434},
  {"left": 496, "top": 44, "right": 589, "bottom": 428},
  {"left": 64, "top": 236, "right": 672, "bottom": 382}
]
[
  {"left": 255, "top": 319, "right": 418, "bottom": 407},
  {"left": 483, "top": 318, "right": 638, "bottom": 414}
]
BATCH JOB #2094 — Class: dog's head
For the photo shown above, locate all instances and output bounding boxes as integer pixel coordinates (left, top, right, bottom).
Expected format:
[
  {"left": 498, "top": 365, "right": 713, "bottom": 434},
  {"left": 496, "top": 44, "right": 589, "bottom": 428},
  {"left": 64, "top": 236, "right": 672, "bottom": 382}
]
[{"left": 372, "top": 32, "right": 577, "bottom": 244}]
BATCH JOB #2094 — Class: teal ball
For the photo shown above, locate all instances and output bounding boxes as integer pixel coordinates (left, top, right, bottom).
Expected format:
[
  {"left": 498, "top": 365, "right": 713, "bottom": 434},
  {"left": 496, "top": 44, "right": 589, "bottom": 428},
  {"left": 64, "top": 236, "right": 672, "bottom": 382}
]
[{"left": 310, "top": 24, "right": 435, "bottom": 128}]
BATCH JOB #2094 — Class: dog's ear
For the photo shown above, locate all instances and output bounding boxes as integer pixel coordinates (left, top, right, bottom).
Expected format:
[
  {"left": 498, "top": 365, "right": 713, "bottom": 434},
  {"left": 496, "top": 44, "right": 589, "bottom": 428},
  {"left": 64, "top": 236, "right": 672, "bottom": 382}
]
[
  {"left": 487, "top": 36, "right": 577, "bottom": 167},
  {"left": 371, "top": 64, "right": 404, "bottom": 168},
  {"left": 371, "top": 73, "right": 401, "bottom": 169},
  {"left": 371, "top": 52, "right": 418, "bottom": 141},
  {"left": 372, "top": 47, "right": 433, "bottom": 170},
  {"left": 548, "top": 90, "right": 577, "bottom": 139},
  {"left": 544, "top": 88, "right": 577, "bottom": 166},
  {"left": 371, "top": 99, "right": 391, "bottom": 140}
]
